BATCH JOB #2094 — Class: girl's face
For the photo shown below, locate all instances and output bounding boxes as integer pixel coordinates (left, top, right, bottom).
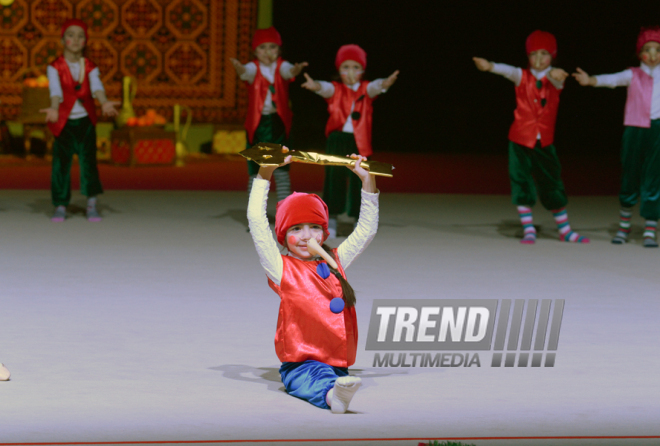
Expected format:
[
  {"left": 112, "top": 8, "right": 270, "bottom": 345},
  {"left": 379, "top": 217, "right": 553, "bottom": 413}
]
[
  {"left": 286, "top": 223, "right": 324, "bottom": 259},
  {"left": 255, "top": 42, "right": 279, "bottom": 65},
  {"left": 528, "top": 49, "right": 552, "bottom": 71},
  {"left": 640, "top": 41, "right": 660, "bottom": 68},
  {"left": 62, "top": 26, "right": 86, "bottom": 54},
  {"left": 339, "top": 60, "right": 364, "bottom": 86}
]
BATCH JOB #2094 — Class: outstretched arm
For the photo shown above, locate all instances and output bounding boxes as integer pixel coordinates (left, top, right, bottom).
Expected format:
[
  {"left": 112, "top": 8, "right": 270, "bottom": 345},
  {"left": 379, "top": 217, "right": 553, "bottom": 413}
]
[
  {"left": 367, "top": 70, "right": 400, "bottom": 98},
  {"left": 573, "top": 67, "right": 632, "bottom": 88},
  {"left": 337, "top": 155, "right": 379, "bottom": 270},
  {"left": 572, "top": 68, "right": 597, "bottom": 86},
  {"left": 94, "top": 90, "right": 120, "bottom": 117},
  {"left": 474, "top": 57, "right": 522, "bottom": 85},
  {"left": 301, "top": 72, "right": 322, "bottom": 92},
  {"left": 247, "top": 149, "right": 293, "bottom": 285},
  {"left": 289, "top": 61, "right": 309, "bottom": 77},
  {"left": 229, "top": 58, "right": 246, "bottom": 75},
  {"left": 473, "top": 57, "right": 493, "bottom": 72}
]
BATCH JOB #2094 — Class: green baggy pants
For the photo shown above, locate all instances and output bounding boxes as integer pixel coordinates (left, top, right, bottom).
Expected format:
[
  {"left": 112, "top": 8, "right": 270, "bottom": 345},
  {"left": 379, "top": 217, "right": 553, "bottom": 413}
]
[
  {"left": 508, "top": 141, "right": 568, "bottom": 210},
  {"left": 619, "top": 122, "right": 660, "bottom": 220},
  {"left": 323, "top": 131, "right": 362, "bottom": 218},
  {"left": 51, "top": 116, "right": 103, "bottom": 206},
  {"left": 246, "top": 113, "right": 290, "bottom": 176}
]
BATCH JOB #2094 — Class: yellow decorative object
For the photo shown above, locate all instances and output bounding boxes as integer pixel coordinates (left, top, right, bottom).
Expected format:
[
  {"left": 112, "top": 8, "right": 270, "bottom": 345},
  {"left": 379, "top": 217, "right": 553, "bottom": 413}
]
[
  {"left": 240, "top": 142, "right": 395, "bottom": 177},
  {"left": 96, "top": 136, "right": 111, "bottom": 162},
  {"left": 173, "top": 104, "right": 192, "bottom": 167},
  {"left": 116, "top": 76, "right": 137, "bottom": 128},
  {"left": 213, "top": 129, "right": 246, "bottom": 154}
]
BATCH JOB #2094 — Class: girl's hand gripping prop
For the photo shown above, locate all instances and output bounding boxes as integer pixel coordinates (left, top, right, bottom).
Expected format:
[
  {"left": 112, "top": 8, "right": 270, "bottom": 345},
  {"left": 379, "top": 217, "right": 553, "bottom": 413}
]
[
  {"left": 240, "top": 142, "right": 394, "bottom": 177},
  {"left": 306, "top": 238, "right": 338, "bottom": 270}
]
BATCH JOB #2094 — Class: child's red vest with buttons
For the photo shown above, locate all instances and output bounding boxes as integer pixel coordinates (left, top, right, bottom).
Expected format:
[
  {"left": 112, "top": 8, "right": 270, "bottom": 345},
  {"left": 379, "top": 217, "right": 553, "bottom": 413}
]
[
  {"left": 508, "top": 69, "right": 561, "bottom": 149},
  {"left": 268, "top": 252, "right": 358, "bottom": 368},
  {"left": 325, "top": 80, "right": 375, "bottom": 157},
  {"left": 48, "top": 56, "right": 98, "bottom": 137},
  {"left": 245, "top": 57, "right": 293, "bottom": 143}
]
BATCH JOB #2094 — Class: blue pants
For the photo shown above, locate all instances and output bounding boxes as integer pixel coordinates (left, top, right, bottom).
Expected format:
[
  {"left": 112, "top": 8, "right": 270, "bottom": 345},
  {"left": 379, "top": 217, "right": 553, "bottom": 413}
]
[{"left": 279, "top": 360, "right": 349, "bottom": 409}]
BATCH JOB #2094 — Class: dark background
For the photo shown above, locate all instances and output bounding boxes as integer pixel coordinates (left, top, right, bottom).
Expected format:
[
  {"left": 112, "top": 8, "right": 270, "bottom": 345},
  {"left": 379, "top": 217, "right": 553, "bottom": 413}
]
[{"left": 273, "top": 0, "right": 656, "bottom": 156}]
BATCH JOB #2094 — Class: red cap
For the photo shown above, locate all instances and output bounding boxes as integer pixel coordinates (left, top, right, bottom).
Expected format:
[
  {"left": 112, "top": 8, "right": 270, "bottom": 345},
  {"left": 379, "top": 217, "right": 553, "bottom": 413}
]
[
  {"left": 252, "top": 27, "right": 282, "bottom": 50},
  {"left": 335, "top": 44, "right": 367, "bottom": 70},
  {"left": 275, "top": 192, "right": 329, "bottom": 246},
  {"left": 525, "top": 30, "right": 557, "bottom": 58},
  {"left": 61, "top": 19, "right": 88, "bottom": 42},
  {"left": 636, "top": 27, "right": 660, "bottom": 54}
]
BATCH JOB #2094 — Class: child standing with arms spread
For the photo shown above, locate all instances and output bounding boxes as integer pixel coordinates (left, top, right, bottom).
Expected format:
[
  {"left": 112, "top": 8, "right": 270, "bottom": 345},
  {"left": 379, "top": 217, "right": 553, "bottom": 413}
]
[
  {"left": 230, "top": 27, "right": 308, "bottom": 202},
  {"left": 40, "top": 19, "right": 119, "bottom": 222},
  {"left": 474, "top": 30, "right": 589, "bottom": 244},
  {"left": 247, "top": 147, "right": 379, "bottom": 413},
  {"left": 301, "top": 45, "right": 398, "bottom": 238},
  {"left": 573, "top": 27, "right": 660, "bottom": 248}
]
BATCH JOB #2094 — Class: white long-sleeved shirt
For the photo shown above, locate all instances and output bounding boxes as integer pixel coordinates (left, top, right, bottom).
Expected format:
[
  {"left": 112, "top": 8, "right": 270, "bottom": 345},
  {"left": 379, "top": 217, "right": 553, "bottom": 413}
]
[
  {"left": 315, "top": 79, "right": 387, "bottom": 133},
  {"left": 247, "top": 178, "right": 379, "bottom": 286},
  {"left": 594, "top": 63, "right": 660, "bottom": 120},
  {"left": 47, "top": 61, "right": 104, "bottom": 120},
  {"left": 240, "top": 60, "right": 295, "bottom": 115},
  {"left": 490, "top": 63, "right": 564, "bottom": 90}
]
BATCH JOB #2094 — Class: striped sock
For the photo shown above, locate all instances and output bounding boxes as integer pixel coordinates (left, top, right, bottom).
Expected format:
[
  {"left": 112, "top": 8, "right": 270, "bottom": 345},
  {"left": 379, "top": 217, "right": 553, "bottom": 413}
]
[
  {"left": 552, "top": 207, "right": 589, "bottom": 243},
  {"left": 612, "top": 207, "right": 632, "bottom": 244},
  {"left": 517, "top": 206, "right": 536, "bottom": 244},
  {"left": 643, "top": 220, "right": 658, "bottom": 248}
]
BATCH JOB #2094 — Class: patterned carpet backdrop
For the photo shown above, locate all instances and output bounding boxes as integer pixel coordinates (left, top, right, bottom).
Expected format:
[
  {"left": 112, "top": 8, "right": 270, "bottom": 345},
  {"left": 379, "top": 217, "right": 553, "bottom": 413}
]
[{"left": 0, "top": 0, "right": 258, "bottom": 123}]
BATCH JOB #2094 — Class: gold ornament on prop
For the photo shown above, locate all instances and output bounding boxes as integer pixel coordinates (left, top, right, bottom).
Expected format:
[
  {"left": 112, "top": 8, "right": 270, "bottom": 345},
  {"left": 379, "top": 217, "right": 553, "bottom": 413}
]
[
  {"left": 0, "top": 0, "right": 15, "bottom": 6},
  {"left": 116, "top": 76, "right": 137, "bottom": 128},
  {"left": 173, "top": 104, "right": 192, "bottom": 167},
  {"left": 240, "top": 142, "right": 394, "bottom": 177}
]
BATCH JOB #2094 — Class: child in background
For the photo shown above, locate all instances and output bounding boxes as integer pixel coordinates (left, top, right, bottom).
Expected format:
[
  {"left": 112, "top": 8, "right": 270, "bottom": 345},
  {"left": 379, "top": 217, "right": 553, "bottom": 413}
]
[
  {"left": 473, "top": 30, "right": 589, "bottom": 244},
  {"left": 301, "top": 44, "right": 398, "bottom": 238},
  {"left": 40, "top": 19, "right": 119, "bottom": 222},
  {"left": 230, "top": 27, "right": 308, "bottom": 202},
  {"left": 573, "top": 27, "right": 660, "bottom": 248},
  {"left": 247, "top": 147, "right": 379, "bottom": 413}
]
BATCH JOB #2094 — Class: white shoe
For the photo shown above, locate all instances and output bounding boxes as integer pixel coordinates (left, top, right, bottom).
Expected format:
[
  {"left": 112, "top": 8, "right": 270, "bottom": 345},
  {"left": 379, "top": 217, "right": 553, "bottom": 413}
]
[
  {"left": 330, "top": 376, "right": 361, "bottom": 414},
  {"left": 0, "top": 363, "right": 10, "bottom": 381}
]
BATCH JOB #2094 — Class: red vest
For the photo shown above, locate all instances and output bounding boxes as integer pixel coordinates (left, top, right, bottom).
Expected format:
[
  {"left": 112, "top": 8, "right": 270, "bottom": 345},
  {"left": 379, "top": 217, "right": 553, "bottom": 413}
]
[
  {"left": 48, "top": 56, "right": 98, "bottom": 137},
  {"left": 325, "top": 81, "right": 375, "bottom": 157},
  {"left": 508, "top": 69, "right": 561, "bottom": 149},
  {"left": 268, "top": 252, "right": 358, "bottom": 368},
  {"left": 245, "top": 58, "right": 293, "bottom": 143}
]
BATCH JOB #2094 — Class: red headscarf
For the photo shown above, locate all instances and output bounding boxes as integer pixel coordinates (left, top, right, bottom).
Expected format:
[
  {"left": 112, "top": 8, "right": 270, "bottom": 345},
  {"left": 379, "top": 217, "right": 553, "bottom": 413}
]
[
  {"left": 525, "top": 30, "right": 557, "bottom": 58},
  {"left": 61, "top": 18, "right": 88, "bottom": 42},
  {"left": 636, "top": 27, "right": 660, "bottom": 54},
  {"left": 335, "top": 44, "right": 367, "bottom": 70},
  {"left": 252, "top": 27, "right": 282, "bottom": 50},
  {"left": 275, "top": 192, "right": 329, "bottom": 246}
]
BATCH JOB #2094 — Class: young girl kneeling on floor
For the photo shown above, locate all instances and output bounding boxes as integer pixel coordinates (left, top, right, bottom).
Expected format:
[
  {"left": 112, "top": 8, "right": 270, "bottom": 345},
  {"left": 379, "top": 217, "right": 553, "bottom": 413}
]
[{"left": 247, "top": 147, "right": 379, "bottom": 413}]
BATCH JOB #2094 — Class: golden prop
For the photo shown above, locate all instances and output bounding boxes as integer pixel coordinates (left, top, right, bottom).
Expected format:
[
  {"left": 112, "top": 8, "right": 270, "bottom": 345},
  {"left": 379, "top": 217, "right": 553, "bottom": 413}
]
[
  {"left": 306, "top": 238, "right": 338, "bottom": 270},
  {"left": 239, "top": 142, "right": 394, "bottom": 177},
  {"left": 116, "top": 76, "right": 137, "bottom": 128},
  {"left": 173, "top": 104, "right": 192, "bottom": 167}
]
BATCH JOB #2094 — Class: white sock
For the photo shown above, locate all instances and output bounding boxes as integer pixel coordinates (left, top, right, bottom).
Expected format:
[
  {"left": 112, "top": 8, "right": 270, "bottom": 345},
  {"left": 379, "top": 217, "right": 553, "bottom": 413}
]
[
  {"left": 328, "top": 376, "right": 361, "bottom": 414},
  {"left": 87, "top": 196, "right": 97, "bottom": 209}
]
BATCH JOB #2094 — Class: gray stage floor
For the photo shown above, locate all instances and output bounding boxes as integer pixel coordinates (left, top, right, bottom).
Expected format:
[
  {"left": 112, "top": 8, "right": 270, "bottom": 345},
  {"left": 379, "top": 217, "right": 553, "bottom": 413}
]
[{"left": 1, "top": 190, "right": 659, "bottom": 446}]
